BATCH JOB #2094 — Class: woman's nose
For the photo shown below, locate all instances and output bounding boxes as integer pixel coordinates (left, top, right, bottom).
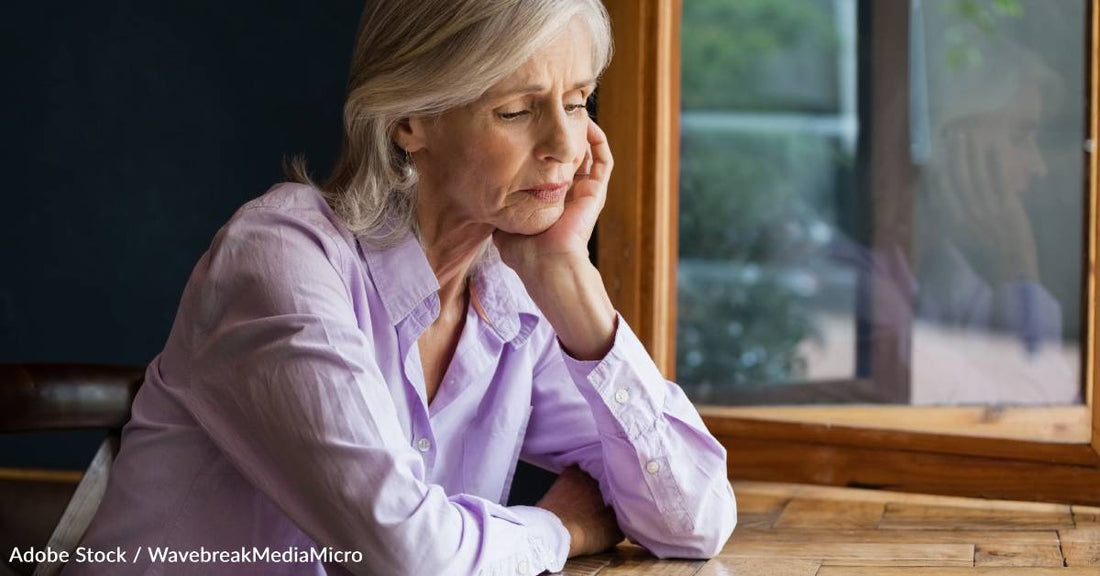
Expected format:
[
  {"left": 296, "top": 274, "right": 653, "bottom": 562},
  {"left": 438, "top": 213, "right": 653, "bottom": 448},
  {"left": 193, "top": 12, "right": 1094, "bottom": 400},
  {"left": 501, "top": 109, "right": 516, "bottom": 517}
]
[{"left": 537, "top": 108, "right": 580, "bottom": 164}]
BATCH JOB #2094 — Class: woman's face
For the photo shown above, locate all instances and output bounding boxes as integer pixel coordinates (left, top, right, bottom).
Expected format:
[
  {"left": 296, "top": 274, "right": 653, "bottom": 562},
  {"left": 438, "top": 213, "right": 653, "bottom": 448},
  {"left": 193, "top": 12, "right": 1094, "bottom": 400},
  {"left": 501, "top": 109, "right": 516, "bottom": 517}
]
[
  {"left": 408, "top": 18, "right": 595, "bottom": 236},
  {"left": 996, "top": 82, "right": 1048, "bottom": 196},
  {"left": 940, "top": 81, "right": 1048, "bottom": 199}
]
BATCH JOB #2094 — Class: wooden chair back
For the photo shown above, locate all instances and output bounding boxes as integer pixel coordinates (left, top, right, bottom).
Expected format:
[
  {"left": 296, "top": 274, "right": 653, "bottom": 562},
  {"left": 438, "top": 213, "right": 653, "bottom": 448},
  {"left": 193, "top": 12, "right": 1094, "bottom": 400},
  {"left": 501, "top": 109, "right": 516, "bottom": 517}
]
[{"left": 0, "top": 364, "right": 142, "bottom": 576}]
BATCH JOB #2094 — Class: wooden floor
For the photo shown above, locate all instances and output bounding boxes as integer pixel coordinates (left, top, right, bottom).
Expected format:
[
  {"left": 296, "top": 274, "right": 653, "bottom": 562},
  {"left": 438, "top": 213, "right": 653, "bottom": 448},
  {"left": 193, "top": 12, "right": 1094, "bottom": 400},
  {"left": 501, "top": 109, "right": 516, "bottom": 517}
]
[{"left": 559, "top": 481, "right": 1100, "bottom": 575}]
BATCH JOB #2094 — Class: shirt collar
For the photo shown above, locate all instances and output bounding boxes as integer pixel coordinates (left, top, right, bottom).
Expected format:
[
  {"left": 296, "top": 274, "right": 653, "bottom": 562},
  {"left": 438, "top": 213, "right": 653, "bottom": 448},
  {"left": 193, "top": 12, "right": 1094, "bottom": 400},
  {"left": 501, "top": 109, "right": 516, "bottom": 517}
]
[{"left": 361, "top": 230, "right": 540, "bottom": 347}]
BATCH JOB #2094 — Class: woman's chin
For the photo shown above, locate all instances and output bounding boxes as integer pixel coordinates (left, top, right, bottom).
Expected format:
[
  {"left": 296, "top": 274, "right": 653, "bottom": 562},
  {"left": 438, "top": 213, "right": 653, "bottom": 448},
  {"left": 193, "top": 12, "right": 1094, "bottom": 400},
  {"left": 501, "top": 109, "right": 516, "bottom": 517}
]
[{"left": 502, "top": 205, "right": 564, "bottom": 236}]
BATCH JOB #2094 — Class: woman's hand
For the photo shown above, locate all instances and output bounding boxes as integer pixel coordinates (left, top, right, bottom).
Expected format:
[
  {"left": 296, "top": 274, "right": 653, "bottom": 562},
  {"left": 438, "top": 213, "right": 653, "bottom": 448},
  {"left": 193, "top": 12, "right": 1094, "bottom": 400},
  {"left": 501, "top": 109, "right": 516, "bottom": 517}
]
[
  {"left": 536, "top": 465, "right": 624, "bottom": 558},
  {"left": 491, "top": 118, "right": 618, "bottom": 361},
  {"left": 493, "top": 118, "right": 612, "bottom": 275}
]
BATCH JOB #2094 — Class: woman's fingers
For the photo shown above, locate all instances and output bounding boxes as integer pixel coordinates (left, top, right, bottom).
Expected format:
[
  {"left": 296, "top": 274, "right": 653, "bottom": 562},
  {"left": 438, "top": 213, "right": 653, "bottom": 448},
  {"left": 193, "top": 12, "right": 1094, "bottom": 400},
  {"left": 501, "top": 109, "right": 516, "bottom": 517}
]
[
  {"left": 574, "top": 144, "right": 593, "bottom": 180},
  {"left": 586, "top": 119, "right": 613, "bottom": 185},
  {"left": 580, "top": 120, "right": 611, "bottom": 218},
  {"left": 931, "top": 133, "right": 965, "bottom": 224},
  {"left": 954, "top": 132, "right": 993, "bottom": 233},
  {"left": 967, "top": 133, "right": 1001, "bottom": 223}
]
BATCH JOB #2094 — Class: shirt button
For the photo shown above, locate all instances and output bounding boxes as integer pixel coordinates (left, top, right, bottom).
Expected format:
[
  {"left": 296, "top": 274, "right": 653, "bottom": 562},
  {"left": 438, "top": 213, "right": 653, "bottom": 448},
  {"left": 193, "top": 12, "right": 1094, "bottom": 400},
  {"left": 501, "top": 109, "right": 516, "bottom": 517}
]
[
  {"left": 646, "top": 459, "right": 661, "bottom": 474},
  {"left": 614, "top": 388, "right": 630, "bottom": 404},
  {"left": 516, "top": 559, "right": 529, "bottom": 574},
  {"left": 416, "top": 437, "right": 431, "bottom": 452}
]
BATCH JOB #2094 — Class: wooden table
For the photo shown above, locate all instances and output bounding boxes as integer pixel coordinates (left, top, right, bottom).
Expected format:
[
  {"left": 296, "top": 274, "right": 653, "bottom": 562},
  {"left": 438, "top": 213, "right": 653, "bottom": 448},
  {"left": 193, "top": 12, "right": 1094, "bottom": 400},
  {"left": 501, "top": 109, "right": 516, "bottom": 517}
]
[{"left": 557, "top": 481, "right": 1100, "bottom": 575}]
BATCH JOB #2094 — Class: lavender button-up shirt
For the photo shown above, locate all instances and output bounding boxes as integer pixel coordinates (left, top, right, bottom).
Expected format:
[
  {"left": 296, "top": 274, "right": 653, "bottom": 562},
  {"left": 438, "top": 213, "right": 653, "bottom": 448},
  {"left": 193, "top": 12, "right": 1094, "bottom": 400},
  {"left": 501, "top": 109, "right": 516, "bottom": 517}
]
[{"left": 63, "top": 183, "right": 736, "bottom": 576}]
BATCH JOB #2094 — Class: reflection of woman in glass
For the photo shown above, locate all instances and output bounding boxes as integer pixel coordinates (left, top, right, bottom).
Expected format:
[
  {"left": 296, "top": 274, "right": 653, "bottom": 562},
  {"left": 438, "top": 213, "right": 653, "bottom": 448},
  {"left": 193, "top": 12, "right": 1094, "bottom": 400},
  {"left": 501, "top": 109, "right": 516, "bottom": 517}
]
[
  {"left": 827, "top": 20, "right": 1081, "bottom": 406},
  {"left": 907, "top": 25, "right": 1080, "bottom": 405},
  {"left": 917, "top": 78, "right": 1053, "bottom": 350}
]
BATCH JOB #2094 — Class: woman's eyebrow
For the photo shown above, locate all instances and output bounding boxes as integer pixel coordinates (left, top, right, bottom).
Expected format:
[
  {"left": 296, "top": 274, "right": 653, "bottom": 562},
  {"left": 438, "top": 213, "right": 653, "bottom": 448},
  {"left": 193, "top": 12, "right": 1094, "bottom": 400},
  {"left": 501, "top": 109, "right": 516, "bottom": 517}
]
[{"left": 489, "top": 78, "right": 596, "bottom": 98}]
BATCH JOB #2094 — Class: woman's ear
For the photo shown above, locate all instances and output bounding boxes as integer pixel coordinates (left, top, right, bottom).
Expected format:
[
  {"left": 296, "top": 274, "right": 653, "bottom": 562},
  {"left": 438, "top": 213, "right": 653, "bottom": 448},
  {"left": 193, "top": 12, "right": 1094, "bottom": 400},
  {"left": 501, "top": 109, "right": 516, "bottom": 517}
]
[{"left": 394, "top": 117, "right": 429, "bottom": 154}]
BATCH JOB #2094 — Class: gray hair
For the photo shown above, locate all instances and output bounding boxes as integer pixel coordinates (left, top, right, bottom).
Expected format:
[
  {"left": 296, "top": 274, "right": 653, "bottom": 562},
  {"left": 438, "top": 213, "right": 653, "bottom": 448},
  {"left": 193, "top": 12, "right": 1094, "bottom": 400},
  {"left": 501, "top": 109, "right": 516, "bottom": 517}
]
[{"left": 285, "top": 0, "right": 614, "bottom": 248}]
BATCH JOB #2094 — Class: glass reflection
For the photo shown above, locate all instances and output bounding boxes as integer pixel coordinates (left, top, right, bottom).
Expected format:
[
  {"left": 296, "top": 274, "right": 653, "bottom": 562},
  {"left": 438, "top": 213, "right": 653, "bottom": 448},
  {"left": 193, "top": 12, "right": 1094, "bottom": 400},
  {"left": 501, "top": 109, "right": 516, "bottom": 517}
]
[{"left": 676, "top": 0, "right": 1085, "bottom": 406}]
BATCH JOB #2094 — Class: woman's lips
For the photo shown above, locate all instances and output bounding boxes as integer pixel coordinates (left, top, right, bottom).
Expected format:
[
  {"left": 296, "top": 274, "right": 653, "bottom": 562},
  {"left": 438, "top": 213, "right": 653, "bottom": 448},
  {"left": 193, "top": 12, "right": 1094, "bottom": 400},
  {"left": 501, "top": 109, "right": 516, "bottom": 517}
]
[{"left": 521, "top": 182, "right": 569, "bottom": 202}]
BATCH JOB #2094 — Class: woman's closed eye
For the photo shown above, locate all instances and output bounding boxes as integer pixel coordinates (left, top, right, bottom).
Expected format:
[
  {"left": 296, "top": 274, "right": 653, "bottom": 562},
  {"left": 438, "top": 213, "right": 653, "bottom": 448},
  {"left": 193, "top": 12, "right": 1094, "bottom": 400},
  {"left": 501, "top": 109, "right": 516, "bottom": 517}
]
[
  {"left": 497, "top": 109, "right": 530, "bottom": 121},
  {"left": 496, "top": 103, "right": 588, "bottom": 121}
]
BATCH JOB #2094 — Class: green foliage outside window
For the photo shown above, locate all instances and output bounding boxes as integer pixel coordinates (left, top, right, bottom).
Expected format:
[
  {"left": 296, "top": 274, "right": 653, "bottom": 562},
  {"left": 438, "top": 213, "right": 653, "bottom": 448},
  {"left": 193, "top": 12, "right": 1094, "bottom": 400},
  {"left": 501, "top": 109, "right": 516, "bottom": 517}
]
[
  {"left": 677, "top": 0, "right": 845, "bottom": 396},
  {"left": 681, "top": 0, "right": 835, "bottom": 112}
]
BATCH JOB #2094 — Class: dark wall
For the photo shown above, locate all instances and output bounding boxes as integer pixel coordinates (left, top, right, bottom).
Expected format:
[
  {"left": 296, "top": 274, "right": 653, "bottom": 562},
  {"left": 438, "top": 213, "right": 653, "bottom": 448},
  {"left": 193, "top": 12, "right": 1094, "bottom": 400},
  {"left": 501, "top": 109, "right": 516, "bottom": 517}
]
[{"left": 0, "top": 2, "right": 360, "bottom": 468}]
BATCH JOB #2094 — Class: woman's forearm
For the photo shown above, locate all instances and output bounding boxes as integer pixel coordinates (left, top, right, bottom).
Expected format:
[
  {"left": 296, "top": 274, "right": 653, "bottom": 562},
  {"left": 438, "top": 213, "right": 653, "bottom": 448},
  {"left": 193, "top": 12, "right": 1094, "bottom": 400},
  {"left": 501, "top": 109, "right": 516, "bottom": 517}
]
[{"left": 521, "top": 256, "right": 617, "bottom": 361}]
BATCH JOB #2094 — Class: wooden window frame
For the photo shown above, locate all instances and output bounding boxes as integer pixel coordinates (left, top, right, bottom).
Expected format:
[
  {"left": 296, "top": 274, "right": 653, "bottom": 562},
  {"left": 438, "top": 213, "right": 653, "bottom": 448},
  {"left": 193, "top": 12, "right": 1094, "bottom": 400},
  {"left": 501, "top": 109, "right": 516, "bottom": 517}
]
[{"left": 597, "top": 0, "right": 1100, "bottom": 505}]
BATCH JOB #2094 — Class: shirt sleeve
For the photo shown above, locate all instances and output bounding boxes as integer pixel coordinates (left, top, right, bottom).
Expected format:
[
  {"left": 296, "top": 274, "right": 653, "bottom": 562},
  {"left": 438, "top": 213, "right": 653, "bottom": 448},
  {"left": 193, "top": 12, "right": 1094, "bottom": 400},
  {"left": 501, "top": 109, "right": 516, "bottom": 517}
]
[
  {"left": 181, "top": 206, "right": 569, "bottom": 576},
  {"left": 993, "top": 281, "right": 1063, "bottom": 355},
  {"left": 916, "top": 240, "right": 1063, "bottom": 354},
  {"left": 519, "top": 312, "right": 737, "bottom": 559}
]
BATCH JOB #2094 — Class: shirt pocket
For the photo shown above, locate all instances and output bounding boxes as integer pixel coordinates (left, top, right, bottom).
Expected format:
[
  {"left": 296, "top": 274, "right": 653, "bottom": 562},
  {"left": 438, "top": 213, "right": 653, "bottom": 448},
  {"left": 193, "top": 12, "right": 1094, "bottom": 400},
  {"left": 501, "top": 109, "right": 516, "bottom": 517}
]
[{"left": 461, "top": 404, "right": 533, "bottom": 505}]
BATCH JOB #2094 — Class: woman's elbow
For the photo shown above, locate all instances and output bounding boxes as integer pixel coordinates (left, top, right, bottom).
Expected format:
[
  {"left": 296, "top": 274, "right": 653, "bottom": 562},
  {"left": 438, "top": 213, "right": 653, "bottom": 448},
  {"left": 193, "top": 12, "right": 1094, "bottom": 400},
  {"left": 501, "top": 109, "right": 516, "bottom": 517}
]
[
  {"left": 650, "top": 479, "right": 737, "bottom": 559},
  {"left": 648, "top": 521, "right": 733, "bottom": 560},
  {"left": 690, "top": 485, "right": 737, "bottom": 558},
  {"left": 697, "top": 491, "right": 737, "bottom": 558}
]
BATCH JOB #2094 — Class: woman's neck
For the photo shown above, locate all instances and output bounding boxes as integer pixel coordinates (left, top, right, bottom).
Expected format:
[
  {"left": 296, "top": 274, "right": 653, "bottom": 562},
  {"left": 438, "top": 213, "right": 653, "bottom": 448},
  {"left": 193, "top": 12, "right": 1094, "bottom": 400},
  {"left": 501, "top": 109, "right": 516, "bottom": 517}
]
[{"left": 416, "top": 196, "right": 493, "bottom": 319}]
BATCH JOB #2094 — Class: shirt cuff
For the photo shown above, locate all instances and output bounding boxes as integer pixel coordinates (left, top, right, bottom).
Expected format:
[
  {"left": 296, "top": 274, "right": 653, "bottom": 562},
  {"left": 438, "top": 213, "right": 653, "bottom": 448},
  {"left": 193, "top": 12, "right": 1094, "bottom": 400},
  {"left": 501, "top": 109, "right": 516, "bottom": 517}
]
[
  {"left": 994, "top": 280, "right": 1062, "bottom": 353},
  {"left": 506, "top": 505, "right": 570, "bottom": 574},
  {"left": 556, "top": 314, "right": 697, "bottom": 535},
  {"left": 558, "top": 312, "right": 668, "bottom": 441}
]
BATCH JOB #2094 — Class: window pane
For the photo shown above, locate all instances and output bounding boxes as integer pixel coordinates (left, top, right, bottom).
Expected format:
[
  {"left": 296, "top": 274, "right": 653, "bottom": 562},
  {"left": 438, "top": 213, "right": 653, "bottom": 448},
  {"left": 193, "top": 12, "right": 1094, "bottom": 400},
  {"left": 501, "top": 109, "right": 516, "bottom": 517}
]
[{"left": 677, "top": 0, "right": 1086, "bottom": 407}]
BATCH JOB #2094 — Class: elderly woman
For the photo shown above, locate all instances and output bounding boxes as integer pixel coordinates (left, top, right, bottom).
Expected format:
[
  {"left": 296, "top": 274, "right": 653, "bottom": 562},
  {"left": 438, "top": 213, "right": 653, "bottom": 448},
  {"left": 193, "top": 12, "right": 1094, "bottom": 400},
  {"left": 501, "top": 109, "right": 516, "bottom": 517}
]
[{"left": 66, "top": 1, "right": 736, "bottom": 575}]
